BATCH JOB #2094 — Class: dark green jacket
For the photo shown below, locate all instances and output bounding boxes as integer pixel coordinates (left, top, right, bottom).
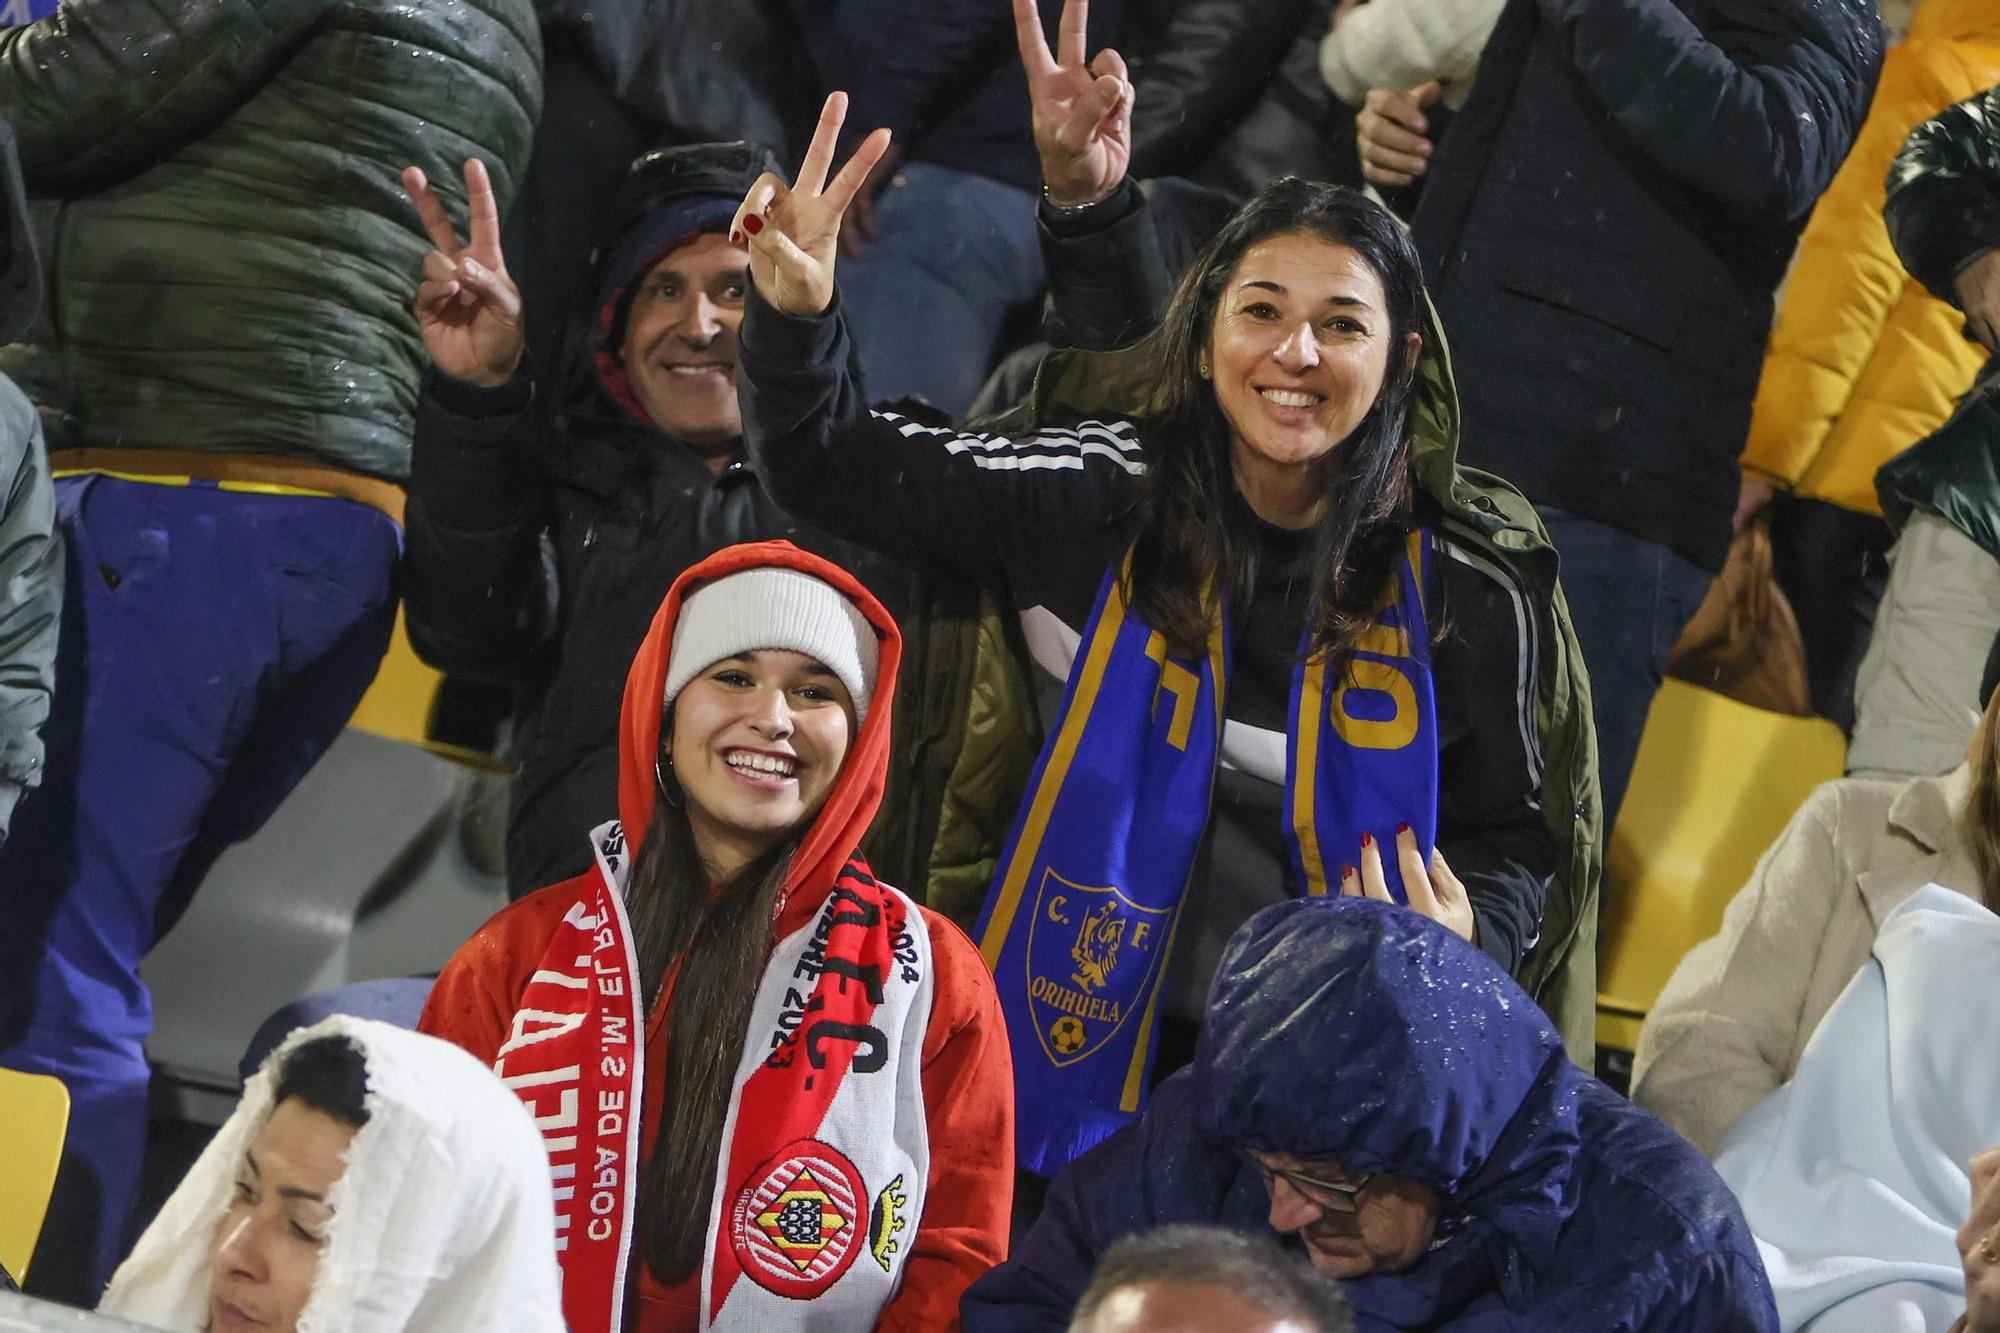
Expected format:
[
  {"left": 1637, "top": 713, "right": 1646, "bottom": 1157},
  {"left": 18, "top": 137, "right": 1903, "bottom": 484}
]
[
  {"left": 983, "top": 283, "right": 1604, "bottom": 1061},
  {"left": 1881, "top": 85, "right": 2000, "bottom": 557},
  {"left": 0, "top": 0, "right": 542, "bottom": 482}
]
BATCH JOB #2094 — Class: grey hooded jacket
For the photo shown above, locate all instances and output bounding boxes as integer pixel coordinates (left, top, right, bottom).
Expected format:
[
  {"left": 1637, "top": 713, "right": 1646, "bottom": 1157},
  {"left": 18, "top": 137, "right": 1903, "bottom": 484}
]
[{"left": 0, "top": 120, "right": 58, "bottom": 844}]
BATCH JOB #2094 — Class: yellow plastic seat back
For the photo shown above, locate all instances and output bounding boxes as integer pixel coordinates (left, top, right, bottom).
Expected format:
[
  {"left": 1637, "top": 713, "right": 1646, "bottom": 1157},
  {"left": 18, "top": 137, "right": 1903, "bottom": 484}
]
[
  {"left": 346, "top": 608, "right": 442, "bottom": 748},
  {"left": 0, "top": 1067, "right": 70, "bottom": 1284},
  {"left": 1597, "top": 679, "right": 1847, "bottom": 1052}
]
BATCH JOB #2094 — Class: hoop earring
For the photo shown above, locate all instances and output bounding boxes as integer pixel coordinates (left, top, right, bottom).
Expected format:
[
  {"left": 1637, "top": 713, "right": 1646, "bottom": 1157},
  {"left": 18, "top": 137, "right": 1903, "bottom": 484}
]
[{"left": 655, "top": 754, "right": 683, "bottom": 809}]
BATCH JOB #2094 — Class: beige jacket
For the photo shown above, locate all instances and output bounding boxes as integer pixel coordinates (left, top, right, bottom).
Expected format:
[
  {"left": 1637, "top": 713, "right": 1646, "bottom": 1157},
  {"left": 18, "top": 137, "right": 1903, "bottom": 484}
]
[{"left": 1630, "top": 767, "right": 1983, "bottom": 1157}]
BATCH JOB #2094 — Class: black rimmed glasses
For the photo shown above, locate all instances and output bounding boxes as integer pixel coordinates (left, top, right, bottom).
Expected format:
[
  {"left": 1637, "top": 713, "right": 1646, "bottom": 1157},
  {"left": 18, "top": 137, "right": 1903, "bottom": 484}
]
[{"left": 1235, "top": 1147, "right": 1372, "bottom": 1214}]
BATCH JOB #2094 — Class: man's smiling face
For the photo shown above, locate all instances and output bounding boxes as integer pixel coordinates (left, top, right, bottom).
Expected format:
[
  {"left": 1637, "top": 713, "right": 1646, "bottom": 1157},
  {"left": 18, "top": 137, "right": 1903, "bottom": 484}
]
[{"left": 618, "top": 231, "right": 747, "bottom": 461}]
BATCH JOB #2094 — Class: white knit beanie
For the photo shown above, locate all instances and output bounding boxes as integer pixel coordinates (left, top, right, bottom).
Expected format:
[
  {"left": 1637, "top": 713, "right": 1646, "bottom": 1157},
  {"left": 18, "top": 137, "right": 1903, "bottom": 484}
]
[{"left": 661, "top": 567, "right": 879, "bottom": 721}]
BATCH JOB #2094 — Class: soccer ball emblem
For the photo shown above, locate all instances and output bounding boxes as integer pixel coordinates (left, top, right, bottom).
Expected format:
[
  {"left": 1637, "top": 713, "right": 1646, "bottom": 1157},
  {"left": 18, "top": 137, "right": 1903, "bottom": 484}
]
[{"left": 1050, "top": 1016, "right": 1087, "bottom": 1054}]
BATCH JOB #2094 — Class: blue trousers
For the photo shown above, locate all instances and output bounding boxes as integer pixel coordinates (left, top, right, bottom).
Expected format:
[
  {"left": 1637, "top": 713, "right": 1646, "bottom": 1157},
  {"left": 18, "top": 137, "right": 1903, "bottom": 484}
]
[
  {"left": 1536, "top": 507, "right": 1712, "bottom": 838},
  {"left": 839, "top": 162, "right": 1046, "bottom": 419},
  {"left": 0, "top": 476, "right": 398, "bottom": 1301}
]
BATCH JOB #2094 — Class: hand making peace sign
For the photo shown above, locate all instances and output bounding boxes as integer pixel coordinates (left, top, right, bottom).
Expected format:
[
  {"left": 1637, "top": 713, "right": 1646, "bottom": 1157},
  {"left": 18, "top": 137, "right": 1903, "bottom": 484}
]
[
  {"left": 732, "top": 93, "right": 895, "bottom": 319},
  {"left": 401, "top": 158, "right": 524, "bottom": 388},
  {"left": 1016, "top": 0, "right": 1133, "bottom": 209}
]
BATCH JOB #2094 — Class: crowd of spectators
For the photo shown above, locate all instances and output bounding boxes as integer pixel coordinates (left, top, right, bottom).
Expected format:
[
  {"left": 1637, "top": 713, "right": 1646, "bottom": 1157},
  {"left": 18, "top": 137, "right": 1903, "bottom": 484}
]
[{"left": 1, "top": 0, "right": 1998, "bottom": 1328}]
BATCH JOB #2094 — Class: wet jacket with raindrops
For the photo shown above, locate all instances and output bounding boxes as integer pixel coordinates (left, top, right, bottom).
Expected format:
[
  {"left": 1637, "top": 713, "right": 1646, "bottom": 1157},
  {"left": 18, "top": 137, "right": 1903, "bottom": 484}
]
[
  {"left": 0, "top": 0, "right": 542, "bottom": 482},
  {"left": 962, "top": 897, "right": 1778, "bottom": 1332},
  {"left": 1411, "top": 0, "right": 1885, "bottom": 572}
]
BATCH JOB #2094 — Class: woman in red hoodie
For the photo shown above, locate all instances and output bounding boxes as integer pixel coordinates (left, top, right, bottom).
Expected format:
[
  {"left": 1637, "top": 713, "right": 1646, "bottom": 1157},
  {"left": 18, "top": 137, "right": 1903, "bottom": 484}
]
[{"left": 419, "top": 540, "right": 1013, "bottom": 1332}]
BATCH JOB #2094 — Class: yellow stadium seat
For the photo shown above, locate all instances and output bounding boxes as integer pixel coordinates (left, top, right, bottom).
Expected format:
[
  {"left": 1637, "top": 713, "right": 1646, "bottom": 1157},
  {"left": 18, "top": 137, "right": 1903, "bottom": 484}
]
[
  {"left": 0, "top": 1067, "right": 70, "bottom": 1284},
  {"left": 1596, "top": 679, "right": 1848, "bottom": 1052},
  {"left": 346, "top": 607, "right": 444, "bottom": 749}
]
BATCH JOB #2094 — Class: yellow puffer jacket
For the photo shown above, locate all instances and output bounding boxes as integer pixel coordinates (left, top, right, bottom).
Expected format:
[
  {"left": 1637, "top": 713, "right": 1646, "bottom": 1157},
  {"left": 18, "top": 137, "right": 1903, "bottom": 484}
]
[{"left": 1741, "top": 0, "right": 2000, "bottom": 515}]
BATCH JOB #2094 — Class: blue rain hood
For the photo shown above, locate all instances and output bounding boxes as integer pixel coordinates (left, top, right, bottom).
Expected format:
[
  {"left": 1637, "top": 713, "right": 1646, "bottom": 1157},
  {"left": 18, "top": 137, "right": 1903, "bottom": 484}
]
[{"left": 1194, "top": 899, "right": 1580, "bottom": 1319}]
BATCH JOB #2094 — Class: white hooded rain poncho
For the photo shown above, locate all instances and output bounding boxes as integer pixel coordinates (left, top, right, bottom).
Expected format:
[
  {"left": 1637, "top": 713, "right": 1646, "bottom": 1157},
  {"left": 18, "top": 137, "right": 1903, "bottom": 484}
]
[{"left": 98, "top": 1015, "right": 565, "bottom": 1332}]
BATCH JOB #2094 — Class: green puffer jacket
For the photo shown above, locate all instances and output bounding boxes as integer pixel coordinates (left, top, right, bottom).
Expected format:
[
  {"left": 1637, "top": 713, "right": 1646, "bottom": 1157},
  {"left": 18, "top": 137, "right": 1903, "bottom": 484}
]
[
  {"left": 1880, "top": 84, "right": 2000, "bottom": 556},
  {"left": 981, "top": 300, "right": 1605, "bottom": 1063},
  {"left": 0, "top": 0, "right": 541, "bottom": 482}
]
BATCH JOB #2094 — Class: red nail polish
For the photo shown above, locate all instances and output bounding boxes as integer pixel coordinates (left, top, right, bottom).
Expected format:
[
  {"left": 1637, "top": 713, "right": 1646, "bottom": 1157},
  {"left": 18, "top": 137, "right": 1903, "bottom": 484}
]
[
  {"left": 742, "top": 214, "right": 764, "bottom": 236},
  {"left": 1361, "top": 832, "right": 1374, "bottom": 849},
  {"left": 730, "top": 229, "right": 742, "bottom": 246},
  {"left": 1342, "top": 865, "right": 1356, "bottom": 881},
  {"left": 1397, "top": 822, "right": 1411, "bottom": 835}
]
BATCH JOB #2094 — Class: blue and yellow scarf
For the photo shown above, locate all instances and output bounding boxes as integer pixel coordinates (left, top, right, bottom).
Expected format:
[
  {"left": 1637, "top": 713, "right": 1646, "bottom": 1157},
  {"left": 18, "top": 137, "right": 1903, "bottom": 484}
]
[{"left": 975, "top": 531, "right": 1438, "bottom": 1175}]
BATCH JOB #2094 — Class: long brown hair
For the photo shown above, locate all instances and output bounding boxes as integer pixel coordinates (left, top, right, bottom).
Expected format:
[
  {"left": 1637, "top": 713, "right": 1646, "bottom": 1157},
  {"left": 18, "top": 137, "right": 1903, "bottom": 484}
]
[
  {"left": 623, "top": 753, "right": 799, "bottom": 1283},
  {"left": 1124, "top": 178, "right": 1430, "bottom": 663},
  {"left": 1961, "top": 685, "right": 2000, "bottom": 910}
]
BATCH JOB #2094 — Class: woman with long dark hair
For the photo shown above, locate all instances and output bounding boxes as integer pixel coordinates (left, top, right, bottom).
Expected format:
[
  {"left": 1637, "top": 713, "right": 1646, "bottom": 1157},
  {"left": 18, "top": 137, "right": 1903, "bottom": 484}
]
[
  {"left": 420, "top": 540, "right": 1013, "bottom": 1332},
  {"left": 731, "top": 27, "right": 1589, "bottom": 1182}
]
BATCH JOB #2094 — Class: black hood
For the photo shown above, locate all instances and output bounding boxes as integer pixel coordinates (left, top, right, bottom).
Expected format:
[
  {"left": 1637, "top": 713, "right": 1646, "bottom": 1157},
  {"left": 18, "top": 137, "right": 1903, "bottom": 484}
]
[
  {"left": 0, "top": 121, "right": 41, "bottom": 346},
  {"left": 558, "top": 140, "right": 779, "bottom": 426}
]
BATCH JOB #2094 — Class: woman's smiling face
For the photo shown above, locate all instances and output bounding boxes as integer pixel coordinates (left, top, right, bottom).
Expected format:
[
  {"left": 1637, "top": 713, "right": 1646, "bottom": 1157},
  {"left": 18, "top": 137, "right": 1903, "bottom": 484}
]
[
  {"left": 1205, "top": 231, "right": 1412, "bottom": 495},
  {"left": 669, "top": 648, "right": 854, "bottom": 878}
]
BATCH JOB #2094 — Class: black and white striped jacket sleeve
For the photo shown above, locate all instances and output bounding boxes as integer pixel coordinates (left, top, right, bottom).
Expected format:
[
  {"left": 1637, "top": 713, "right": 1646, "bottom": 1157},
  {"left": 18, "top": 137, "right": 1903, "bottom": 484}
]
[{"left": 739, "top": 285, "right": 1144, "bottom": 593}]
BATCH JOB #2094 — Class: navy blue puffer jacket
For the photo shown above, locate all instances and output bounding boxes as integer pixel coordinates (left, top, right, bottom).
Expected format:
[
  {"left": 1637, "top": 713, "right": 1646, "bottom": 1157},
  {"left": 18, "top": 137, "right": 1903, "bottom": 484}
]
[{"left": 963, "top": 899, "right": 1775, "bottom": 1330}]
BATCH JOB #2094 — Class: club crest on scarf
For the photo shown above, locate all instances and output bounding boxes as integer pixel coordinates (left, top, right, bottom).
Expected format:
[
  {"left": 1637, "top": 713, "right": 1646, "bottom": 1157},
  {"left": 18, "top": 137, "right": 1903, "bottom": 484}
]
[
  {"left": 729, "top": 1139, "right": 866, "bottom": 1298},
  {"left": 1027, "top": 871, "right": 1172, "bottom": 1066},
  {"left": 978, "top": 534, "right": 1440, "bottom": 1177}
]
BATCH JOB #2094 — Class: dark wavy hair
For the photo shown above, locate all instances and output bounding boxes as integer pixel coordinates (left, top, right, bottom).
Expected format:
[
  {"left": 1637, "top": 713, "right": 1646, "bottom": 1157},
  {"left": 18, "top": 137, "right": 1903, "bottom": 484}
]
[{"left": 1126, "top": 178, "right": 1430, "bottom": 663}]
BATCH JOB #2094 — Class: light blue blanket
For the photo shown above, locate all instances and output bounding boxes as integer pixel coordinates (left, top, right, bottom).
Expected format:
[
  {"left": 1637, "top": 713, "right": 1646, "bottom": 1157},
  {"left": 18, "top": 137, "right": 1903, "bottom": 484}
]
[{"left": 1716, "top": 883, "right": 2000, "bottom": 1332}]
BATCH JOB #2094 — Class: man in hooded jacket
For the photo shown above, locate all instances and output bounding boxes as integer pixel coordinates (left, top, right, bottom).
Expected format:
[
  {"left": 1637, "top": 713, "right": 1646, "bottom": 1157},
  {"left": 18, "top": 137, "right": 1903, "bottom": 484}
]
[
  {"left": 962, "top": 897, "right": 1776, "bottom": 1330},
  {"left": 402, "top": 141, "right": 1037, "bottom": 904}
]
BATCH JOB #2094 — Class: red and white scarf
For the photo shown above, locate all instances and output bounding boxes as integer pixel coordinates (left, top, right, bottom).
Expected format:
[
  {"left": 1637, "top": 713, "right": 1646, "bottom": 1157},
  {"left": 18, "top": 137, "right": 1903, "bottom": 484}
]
[{"left": 496, "top": 820, "right": 936, "bottom": 1332}]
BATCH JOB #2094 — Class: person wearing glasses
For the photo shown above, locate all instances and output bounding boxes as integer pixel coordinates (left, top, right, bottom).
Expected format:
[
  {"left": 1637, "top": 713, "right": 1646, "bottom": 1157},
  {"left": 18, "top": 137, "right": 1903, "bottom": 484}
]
[{"left": 963, "top": 896, "right": 1777, "bottom": 1330}]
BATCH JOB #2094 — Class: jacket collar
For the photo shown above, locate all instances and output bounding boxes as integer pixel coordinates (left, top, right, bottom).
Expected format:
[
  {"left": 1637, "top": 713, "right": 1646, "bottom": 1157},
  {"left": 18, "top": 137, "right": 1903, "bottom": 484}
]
[{"left": 1859, "top": 766, "right": 1978, "bottom": 927}]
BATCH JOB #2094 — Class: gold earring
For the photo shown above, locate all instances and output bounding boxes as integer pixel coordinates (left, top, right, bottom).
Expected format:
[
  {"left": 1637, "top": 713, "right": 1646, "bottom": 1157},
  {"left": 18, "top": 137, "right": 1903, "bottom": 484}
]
[{"left": 1198, "top": 356, "right": 1210, "bottom": 379}]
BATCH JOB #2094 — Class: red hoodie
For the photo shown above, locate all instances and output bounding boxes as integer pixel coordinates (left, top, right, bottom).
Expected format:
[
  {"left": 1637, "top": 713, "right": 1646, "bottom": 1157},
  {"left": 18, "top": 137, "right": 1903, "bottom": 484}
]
[{"left": 419, "top": 541, "right": 1013, "bottom": 1331}]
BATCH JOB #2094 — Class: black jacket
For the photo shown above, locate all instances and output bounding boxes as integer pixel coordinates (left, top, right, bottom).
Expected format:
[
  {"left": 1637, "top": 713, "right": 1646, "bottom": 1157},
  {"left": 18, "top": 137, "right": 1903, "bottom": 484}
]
[
  {"left": 789, "top": 0, "right": 1130, "bottom": 195},
  {"left": 1413, "top": 0, "right": 1882, "bottom": 571},
  {"left": 1125, "top": 0, "right": 1360, "bottom": 200},
  {"left": 1879, "top": 85, "right": 2000, "bottom": 561},
  {"left": 404, "top": 371, "right": 917, "bottom": 897}
]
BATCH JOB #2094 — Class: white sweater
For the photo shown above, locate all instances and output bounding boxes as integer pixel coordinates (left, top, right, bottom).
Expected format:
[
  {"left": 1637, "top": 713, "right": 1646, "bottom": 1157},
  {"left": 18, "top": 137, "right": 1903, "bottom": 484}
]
[{"left": 1318, "top": 0, "right": 1507, "bottom": 109}]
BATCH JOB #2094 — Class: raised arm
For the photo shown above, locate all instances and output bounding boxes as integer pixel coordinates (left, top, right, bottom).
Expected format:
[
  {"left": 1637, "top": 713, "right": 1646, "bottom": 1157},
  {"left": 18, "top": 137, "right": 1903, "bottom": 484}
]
[
  {"left": 398, "top": 160, "right": 553, "bottom": 680},
  {"left": 736, "top": 92, "right": 1146, "bottom": 590}
]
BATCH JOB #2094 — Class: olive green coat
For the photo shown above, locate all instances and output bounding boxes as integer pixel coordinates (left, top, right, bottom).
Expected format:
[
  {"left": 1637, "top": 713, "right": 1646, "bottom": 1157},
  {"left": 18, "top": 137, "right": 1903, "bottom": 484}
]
[{"left": 0, "top": 0, "right": 542, "bottom": 481}]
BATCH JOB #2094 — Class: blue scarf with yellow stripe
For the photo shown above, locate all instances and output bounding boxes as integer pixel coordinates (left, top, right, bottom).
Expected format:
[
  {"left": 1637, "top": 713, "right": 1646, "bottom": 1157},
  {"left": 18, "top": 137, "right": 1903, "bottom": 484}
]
[{"left": 975, "top": 531, "right": 1438, "bottom": 1176}]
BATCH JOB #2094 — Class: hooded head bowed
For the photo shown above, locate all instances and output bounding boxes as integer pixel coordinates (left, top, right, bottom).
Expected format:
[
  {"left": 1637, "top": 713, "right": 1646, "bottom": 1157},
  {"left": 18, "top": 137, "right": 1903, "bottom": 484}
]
[
  {"left": 1194, "top": 899, "right": 1582, "bottom": 1311},
  {"left": 99, "top": 1016, "right": 564, "bottom": 1333},
  {"left": 618, "top": 541, "right": 901, "bottom": 915}
]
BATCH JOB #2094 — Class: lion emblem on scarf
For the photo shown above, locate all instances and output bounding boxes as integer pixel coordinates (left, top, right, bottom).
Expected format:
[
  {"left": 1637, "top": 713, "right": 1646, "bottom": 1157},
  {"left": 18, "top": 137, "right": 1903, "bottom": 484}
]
[{"left": 1070, "top": 899, "right": 1127, "bottom": 994}]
